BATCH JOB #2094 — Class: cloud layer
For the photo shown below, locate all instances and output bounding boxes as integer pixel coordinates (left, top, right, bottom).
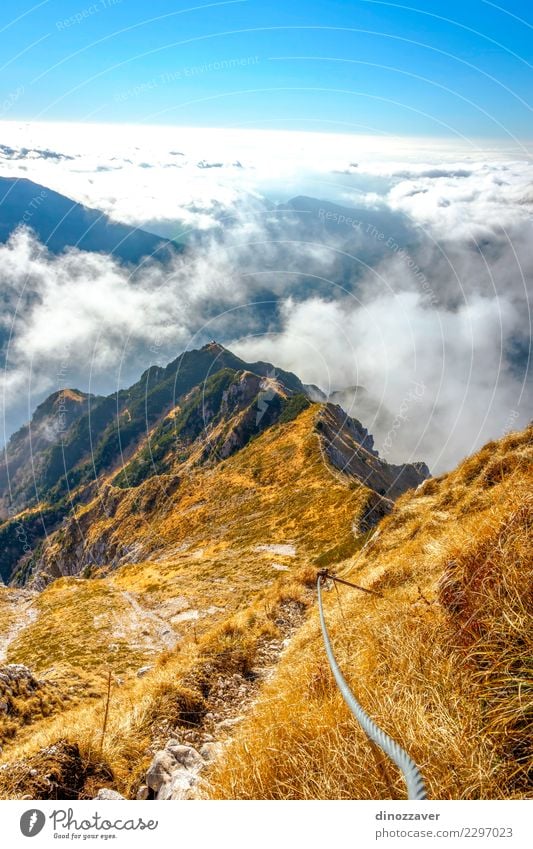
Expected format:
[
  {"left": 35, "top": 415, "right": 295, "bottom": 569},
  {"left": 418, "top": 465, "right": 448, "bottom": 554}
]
[{"left": 0, "top": 124, "right": 531, "bottom": 472}]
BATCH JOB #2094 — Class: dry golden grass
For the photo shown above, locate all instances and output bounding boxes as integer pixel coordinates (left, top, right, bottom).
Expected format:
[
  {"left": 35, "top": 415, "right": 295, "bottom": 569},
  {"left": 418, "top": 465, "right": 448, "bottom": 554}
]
[
  {"left": 0, "top": 669, "right": 72, "bottom": 747},
  {"left": 0, "top": 571, "right": 312, "bottom": 799},
  {"left": 0, "top": 413, "right": 530, "bottom": 801},
  {"left": 0, "top": 589, "right": 23, "bottom": 645},
  {"left": 70, "top": 404, "right": 371, "bottom": 562},
  {"left": 206, "top": 425, "right": 533, "bottom": 800},
  {"left": 7, "top": 578, "right": 152, "bottom": 681},
  {"left": 1, "top": 406, "right": 372, "bottom": 739}
]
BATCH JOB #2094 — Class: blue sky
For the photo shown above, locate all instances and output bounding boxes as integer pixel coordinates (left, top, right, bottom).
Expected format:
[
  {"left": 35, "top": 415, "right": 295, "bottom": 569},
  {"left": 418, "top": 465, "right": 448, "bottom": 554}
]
[{"left": 0, "top": 0, "right": 531, "bottom": 137}]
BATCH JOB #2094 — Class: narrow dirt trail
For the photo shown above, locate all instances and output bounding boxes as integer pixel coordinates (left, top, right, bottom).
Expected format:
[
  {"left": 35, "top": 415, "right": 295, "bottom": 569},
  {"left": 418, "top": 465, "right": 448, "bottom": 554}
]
[
  {"left": 0, "top": 591, "right": 38, "bottom": 663},
  {"left": 140, "top": 594, "right": 314, "bottom": 800}
]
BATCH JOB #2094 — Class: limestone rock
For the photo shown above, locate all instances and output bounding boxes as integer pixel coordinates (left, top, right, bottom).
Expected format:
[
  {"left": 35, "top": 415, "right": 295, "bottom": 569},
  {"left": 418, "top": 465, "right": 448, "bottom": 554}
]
[
  {"left": 216, "top": 716, "right": 244, "bottom": 731},
  {"left": 156, "top": 782, "right": 173, "bottom": 801},
  {"left": 95, "top": 788, "right": 126, "bottom": 800},
  {"left": 136, "top": 665, "right": 154, "bottom": 678},
  {"left": 168, "top": 768, "right": 198, "bottom": 801},
  {"left": 165, "top": 742, "right": 203, "bottom": 770},
  {"left": 199, "top": 742, "right": 223, "bottom": 762},
  {"left": 146, "top": 750, "right": 176, "bottom": 792}
]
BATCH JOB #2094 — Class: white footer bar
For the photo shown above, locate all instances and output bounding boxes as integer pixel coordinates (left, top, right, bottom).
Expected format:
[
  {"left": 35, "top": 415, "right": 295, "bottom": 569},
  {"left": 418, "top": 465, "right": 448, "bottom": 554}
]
[{"left": 2, "top": 799, "right": 531, "bottom": 849}]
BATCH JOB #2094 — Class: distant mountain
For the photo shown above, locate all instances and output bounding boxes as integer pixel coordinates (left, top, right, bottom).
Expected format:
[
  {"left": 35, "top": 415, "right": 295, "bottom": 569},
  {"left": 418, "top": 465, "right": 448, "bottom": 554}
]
[
  {"left": 0, "top": 177, "right": 181, "bottom": 264},
  {"left": 266, "top": 195, "right": 423, "bottom": 295},
  {"left": 0, "top": 186, "right": 427, "bottom": 453},
  {"left": 0, "top": 388, "right": 98, "bottom": 516},
  {"left": 278, "top": 195, "right": 415, "bottom": 251},
  {"left": 0, "top": 342, "right": 428, "bottom": 585}
]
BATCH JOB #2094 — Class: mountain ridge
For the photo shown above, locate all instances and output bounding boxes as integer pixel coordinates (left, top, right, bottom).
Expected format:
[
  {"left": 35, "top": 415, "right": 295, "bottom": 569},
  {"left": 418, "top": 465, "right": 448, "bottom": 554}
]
[
  {"left": 0, "top": 342, "right": 429, "bottom": 586},
  {"left": 0, "top": 176, "right": 182, "bottom": 264},
  {"left": 0, "top": 417, "right": 528, "bottom": 801}
]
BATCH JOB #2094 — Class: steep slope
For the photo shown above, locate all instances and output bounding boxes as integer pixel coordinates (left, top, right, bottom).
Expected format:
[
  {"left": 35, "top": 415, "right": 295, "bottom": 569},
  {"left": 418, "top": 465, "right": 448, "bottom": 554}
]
[
  {"left": 318, "top": 403, "right": 429, "bottom": 504},
  {"left": 205, "top": 424, "right": 532, "bottom": 800},
  {"left": 0, "top": 421, "right": 527, "bottom": 800},
  {"left": 0, "top": 177, "right": 179, "bottom": 264},
  {"left": 0, "top": 343, "right": 427, "bottom": 586},
  {"left": 0, "top": 389, "right": 96, "bottom": 518},
  {"left": 18, "top": 399, "right": 427, "bottom": 588}
]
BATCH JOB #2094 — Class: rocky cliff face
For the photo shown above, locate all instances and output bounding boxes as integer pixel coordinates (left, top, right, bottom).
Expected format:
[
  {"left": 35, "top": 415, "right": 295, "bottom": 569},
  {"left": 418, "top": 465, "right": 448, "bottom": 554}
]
[
  {"left": 0, "top": 344, "right": 428, "bottom": 587},
  {"left": 318, "top": 403, "right": 430, "bottom": 501}
]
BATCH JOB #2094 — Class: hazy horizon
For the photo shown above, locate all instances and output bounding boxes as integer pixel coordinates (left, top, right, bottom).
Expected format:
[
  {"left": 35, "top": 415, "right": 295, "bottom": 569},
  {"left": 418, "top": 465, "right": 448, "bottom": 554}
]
[{"left": 0, "top": 0, "right": 531, "bottom": 474}]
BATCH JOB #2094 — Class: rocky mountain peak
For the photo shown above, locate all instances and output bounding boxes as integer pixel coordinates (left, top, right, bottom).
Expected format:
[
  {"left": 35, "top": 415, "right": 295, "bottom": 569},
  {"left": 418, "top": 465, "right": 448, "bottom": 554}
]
[
  {"left": 201, "top": 340, "right": 227, "bottom": 355},
  {"left": 0, "top": 344, "right": 428, "bottom": 587}
]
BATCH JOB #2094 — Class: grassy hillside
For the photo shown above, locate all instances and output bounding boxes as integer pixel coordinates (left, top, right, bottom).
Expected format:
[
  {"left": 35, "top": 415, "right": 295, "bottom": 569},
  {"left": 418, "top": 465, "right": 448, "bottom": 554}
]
[
  {"left": 0, "top": 403, "right": 381, "bottom": 796},
  {"left": 205, "top": 425, "right": 532, "bottom": 800},
  {"left": 0, "top": 369, "right": 528, "bottom": 800},
  {"left": 0, "top": 345, "right": 309, "bottom": 583}
]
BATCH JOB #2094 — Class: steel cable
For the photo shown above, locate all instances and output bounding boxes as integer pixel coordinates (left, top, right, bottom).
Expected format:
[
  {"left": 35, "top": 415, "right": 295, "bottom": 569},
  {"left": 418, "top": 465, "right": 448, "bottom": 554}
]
[{"left": 317, "top": 574, "right": 428, "bottom": 800}]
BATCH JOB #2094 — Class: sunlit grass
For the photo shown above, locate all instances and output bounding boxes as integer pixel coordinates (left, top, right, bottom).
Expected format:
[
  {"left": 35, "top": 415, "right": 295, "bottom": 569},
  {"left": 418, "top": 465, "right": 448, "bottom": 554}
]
[
  {"left": 1, "top": 414, "right": 530, "bottom": 800},
  {"left": 206, "top": 425, "right": 532, "bottom": 800}
]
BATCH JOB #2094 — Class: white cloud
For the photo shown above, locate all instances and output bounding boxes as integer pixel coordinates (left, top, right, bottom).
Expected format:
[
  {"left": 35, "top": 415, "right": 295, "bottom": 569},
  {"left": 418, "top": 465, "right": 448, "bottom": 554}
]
[
  {"left": 0, "top": 122, "right": 530, "bottom": 471},
  {"left": 0, "top": 218, "right": 336, "bottom": 435},
  {"left": 232, "top": 290, "right": 527, "bottom": 473},
  {"left": 1, "top": 122, "right": 531, "bottom": 237}
]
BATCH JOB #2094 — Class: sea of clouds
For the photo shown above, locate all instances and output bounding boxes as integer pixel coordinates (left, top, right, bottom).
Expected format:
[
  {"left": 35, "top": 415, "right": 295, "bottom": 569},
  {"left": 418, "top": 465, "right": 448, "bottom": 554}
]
[{"left": 0, "top": 123, "right": 531, "bottom": 472}]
